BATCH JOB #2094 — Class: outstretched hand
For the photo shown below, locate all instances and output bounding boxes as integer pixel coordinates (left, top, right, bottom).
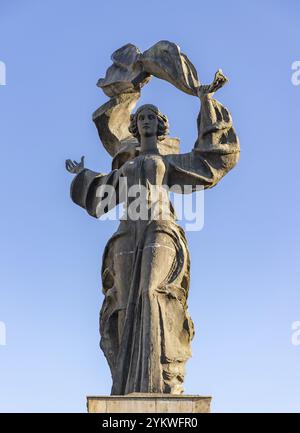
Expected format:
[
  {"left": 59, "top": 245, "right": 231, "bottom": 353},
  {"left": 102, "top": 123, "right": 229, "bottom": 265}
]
[{"left": 65, "top": 156, "right": 85, "bottom": 174}]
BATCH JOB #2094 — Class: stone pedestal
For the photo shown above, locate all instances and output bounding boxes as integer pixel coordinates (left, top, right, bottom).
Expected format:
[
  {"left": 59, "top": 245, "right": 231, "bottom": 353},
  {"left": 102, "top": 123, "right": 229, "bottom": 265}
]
[{"left": 87, "top": 393, "right": 211, "bottom": 413}]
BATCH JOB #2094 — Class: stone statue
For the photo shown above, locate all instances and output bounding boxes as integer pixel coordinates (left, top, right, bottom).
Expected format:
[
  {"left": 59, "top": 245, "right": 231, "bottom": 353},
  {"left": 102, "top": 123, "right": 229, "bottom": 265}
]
[{"left": 66, "top": 41, "right": 240, "bottom": 395}]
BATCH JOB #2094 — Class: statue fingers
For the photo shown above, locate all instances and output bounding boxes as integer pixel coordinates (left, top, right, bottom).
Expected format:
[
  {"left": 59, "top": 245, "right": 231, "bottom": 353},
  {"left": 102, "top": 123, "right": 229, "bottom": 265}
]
[{"left": 66, "top": 160, "right": 75, "bottom": 171}]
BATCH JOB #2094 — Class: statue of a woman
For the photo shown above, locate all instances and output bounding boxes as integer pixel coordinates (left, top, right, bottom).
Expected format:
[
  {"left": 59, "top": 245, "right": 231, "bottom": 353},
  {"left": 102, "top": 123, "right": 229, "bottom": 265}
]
[{"left": 66, "top": 43, "right": 239, "bottom": 395}]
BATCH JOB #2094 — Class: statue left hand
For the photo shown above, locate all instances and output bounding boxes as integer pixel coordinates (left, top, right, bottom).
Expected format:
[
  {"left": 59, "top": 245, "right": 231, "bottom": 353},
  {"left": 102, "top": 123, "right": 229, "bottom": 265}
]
[
  {"left": 197, "top": 69, "right": 228, "bottom": 99},
  {"left": 65, "top": 156, "right": 85, "bottom": 174}
]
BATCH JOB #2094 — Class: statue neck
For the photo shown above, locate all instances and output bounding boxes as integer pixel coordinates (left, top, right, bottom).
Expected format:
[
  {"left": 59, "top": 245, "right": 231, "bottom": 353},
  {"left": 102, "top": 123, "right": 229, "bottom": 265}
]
[{"left": 140, "top": 136, "right": 159, "bottom": 155}]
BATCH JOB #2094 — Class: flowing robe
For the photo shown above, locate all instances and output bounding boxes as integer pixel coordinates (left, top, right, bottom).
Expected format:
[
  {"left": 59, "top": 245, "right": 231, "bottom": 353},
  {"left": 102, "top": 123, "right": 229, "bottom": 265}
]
[{"left": 70, "top": 94, "right": 239, "bottom": 394}]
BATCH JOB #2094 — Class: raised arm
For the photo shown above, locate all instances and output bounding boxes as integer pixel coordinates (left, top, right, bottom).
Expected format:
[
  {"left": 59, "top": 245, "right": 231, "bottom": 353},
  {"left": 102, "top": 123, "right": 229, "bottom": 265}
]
[{"left": 166, "top": 70, "right": 240, "bottom": 191}]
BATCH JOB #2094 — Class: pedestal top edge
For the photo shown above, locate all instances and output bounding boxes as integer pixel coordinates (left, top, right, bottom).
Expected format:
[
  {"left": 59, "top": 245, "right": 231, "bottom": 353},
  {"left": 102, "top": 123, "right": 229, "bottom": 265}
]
[{"left": 87, "top": 394, "right": 212, "bottom": 400}]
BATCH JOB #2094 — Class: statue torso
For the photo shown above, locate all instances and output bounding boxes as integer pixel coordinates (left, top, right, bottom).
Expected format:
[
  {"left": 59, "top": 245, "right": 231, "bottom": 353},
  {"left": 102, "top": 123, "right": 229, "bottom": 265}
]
[
  {"left": 121, "top": 153, "right": 167, "bottom": 187},
  {"left": 119, "top": 153, "right": 175, "bottom": 224}
]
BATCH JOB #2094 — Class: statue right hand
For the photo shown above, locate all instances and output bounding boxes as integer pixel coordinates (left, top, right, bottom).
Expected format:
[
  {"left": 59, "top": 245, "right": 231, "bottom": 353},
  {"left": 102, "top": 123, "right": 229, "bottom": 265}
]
[{"left": 65, "top": 156, "right": 85, "bottom": 174}]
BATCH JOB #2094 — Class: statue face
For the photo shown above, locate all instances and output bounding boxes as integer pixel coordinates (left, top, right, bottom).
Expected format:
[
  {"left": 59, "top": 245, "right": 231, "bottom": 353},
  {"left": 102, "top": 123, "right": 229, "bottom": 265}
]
[{"left": 137, "top": 108, "right": 158, "bottom": 139}]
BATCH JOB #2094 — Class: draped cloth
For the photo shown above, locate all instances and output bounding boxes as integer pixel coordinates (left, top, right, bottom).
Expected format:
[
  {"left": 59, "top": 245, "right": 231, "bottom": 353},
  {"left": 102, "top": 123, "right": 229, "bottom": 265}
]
[{"left": 70, "top": 94, "right": 239, "bottom": 394}]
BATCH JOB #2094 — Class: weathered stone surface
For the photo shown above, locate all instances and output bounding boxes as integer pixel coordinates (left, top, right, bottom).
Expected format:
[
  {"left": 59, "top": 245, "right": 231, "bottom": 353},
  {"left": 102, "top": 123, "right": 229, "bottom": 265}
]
[
  {"left": 139, "top": 40, "right": 200, "bottom": 96},
  {"left": 87, "top": 394, "right": 212, "bottom": 413},
  {"left": 66, "top": 41, "right": 240, "bottom": 398},
  {"left": 97, "top": 43, "right": 151, "bottom": 97}
]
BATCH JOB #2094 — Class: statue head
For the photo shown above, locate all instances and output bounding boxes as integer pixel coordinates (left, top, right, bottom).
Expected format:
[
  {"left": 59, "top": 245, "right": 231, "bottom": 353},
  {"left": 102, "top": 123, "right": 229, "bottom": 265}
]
[{"left": 129, "top": 104, "right": 169, "bottom": 143}]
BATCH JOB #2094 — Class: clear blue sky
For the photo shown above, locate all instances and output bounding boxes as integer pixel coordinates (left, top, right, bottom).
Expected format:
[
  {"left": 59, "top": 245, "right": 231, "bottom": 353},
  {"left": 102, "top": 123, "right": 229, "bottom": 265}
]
[{"left": 0, "top": 0, "right": 299, "bottom": 413}]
